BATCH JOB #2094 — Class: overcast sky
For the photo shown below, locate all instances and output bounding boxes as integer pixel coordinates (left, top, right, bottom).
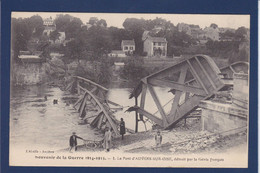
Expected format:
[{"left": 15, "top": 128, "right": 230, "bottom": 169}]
[{"left": 12, "top": 12, "right": 250, "bottom": 29}]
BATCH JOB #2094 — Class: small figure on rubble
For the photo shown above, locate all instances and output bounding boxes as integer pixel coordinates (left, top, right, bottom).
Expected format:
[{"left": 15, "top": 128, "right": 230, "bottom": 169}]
[
  {"left": 69, "top": 132, "right": 85, "bottom": 152},
  {"left": 155, "top": 130, "right": 162, "bottom": 150},
  {"left": 103, "top": 127, "right": 112, "bottom": 152},
  {"left": 119, "top": 118, "right": 126, "bottom": 140}
]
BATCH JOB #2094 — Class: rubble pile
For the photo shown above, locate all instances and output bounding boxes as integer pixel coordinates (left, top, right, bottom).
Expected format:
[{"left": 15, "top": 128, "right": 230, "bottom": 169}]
[
  {"left": 117, "top": 116, "right": 247, "bottom": 154},
  {"left": 169, "top": 132, "right": 220, "bottom": 153}
]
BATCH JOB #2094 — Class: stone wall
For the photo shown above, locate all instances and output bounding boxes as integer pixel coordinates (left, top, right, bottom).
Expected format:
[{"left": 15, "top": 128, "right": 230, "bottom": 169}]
[
  {"left": 233, "top": 73, "right": 249, "bottom": 109},
  {"left": 11, "top": 63, "right": 50, "bottom": 85},
  {"left": 200, "top": 101, "right": 247, "bottom": 134}
]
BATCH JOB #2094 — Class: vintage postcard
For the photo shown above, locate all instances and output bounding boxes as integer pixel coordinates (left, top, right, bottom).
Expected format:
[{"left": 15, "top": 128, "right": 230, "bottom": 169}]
[{"left": 10, "top": 12, "right": 250, "bottom": 167}]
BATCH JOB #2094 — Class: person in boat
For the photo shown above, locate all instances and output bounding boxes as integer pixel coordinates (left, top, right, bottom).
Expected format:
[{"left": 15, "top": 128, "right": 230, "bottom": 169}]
[
  {"left": 69, "top": 132, "right": 84, "bottom": 152},
  {"left": 155, "top": 130, "right": 162, "bottom": 150},
  {"left": 103, "top": 127, "right": 112, "bottom": 152},
  {"left": 119, "top": 118, "right": 126, "bottom": 140}
]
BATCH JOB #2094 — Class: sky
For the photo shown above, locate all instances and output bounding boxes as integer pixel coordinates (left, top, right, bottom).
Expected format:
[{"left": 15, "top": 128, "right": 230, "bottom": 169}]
[{"left": 12, "top": 12, "right": 250, "bottom": 29}]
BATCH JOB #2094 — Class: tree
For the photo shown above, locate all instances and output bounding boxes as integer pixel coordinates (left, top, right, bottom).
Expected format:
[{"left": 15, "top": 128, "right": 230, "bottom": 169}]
[
  {"left": 123, "top": 18, "right": 146, "bottom": 54},
  {"left": 219, "top": 30, "right": 236, "bottom": 40},
  {"left": 54, "top": 14, "right": 83, "bottom": 39},
  {"left": 85, "top": 25, "right": 112, "bottom": 58},
  {"left": 65, "top": 17, "right": 83, "bottom": 39},
  {"left": 120, "top": 56, "right": 148, "bottom": 82},
  {"left": 210, "top": 23, "right": 218, "bottom": 29},
  {"left": 64, "top": 32, "right": 88, "bottom": 63},
  {"left": 97, "top": 19, "right": 107, "bottom": 27},
  {"left": 55, "top": 14, "right": 72, "bottom": 31},
  {"left": 64, "top": 20, "right": 112, "bottom": 62},
  {"left": 11, "top": 18, "right": 33, "bottom": 63},
  {"left": 235, "top": 27, "right": 248, "bottom": 41},
  {"left": 88, "top": 17, "right": 98, "bottom": 25},
  {"left": 108, "top": 27, "right": 132, "bottom": 50},
  {"left": 28, "top": 15, "right": 44, "bottom": 37},
  {"left": 49, "top": 30, "right": 60, "bottom": 42}
]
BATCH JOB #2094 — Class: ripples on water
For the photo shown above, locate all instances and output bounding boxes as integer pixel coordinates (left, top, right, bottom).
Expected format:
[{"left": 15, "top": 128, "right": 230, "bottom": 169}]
[{"left": 10, "top": 85, "right": 103, "bottom": 150}]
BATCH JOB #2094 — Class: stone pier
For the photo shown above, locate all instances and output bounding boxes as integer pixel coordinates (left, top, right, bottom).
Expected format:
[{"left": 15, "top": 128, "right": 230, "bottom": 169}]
[
  {"left": 199, "top": 101, "right": 247, "bottom": 134},
  {"left": 199, "top": 72, "right": 249, "bottom": 135}
]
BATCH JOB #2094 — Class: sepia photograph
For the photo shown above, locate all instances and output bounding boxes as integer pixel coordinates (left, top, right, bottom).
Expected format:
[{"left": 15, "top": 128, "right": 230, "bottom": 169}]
[{"left": 9, "top": 12, "right": 250, "bottom": 167}]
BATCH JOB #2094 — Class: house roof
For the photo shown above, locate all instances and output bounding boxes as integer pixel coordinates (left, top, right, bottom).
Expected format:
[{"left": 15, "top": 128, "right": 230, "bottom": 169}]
[
  {"left": 121, "top": 40, "right": 135, "bottom": 46},
  {"left": 146, "top": 37, "right": 167, "bottom": 42},
  {"left": 44, "top": 17, "right": 55, "bottom": 26},
  {"left": 18, "top": 55, "right": 43, "bottom": 63},
  {"left": 18, "top": 55, "right": 41, "bottom": 59}
]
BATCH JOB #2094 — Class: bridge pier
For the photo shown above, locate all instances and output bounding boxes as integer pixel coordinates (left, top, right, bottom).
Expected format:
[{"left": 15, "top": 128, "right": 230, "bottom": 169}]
[
  {"left": 200, "top": 101, "right": 247, "bottom": 135},
  {"left": 199, "top": 71, "right": 249, "bottom": 135}
]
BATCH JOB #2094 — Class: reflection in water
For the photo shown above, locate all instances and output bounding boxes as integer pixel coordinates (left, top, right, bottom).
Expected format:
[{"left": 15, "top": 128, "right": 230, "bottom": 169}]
[{"left": 10, "top": 85, "right": 173, "bottom": 150}]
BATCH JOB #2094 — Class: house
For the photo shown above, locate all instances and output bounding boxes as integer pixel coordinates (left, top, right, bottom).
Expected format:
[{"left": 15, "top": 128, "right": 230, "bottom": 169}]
[
  {"left": 152, "top": 25, "right": 165, "bottom": 34},
  {"left": 177, "top": 23, "right": 191, "bottom": 35},
  {"left": 189, "top": 25, "right": 202, "bottom": 39},
  {"left": 108, "top": 50, "right": 127, "bottom": 58},
  {"left": 121, "top": 40, "right": 135, "bottom": 55},
  {"left": 203, "top": 26, "right": 220, "bottom": 41},
  {"left": 143, "top": 36, "right": 167, "bottom": 57},
  {"left": 43, "top": 17, "right": 56, "bottom": 36}
]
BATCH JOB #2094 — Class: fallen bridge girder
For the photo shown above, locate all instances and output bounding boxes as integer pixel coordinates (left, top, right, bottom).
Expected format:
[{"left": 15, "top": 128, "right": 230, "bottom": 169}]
[{"left": 130, "top": 54, "right": 230, "bottom": 129}]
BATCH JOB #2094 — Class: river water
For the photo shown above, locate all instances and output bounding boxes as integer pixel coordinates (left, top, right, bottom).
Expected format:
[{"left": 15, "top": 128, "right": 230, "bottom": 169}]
[{"left": 10, "top": 85, "right": 173, "bottom": 150}]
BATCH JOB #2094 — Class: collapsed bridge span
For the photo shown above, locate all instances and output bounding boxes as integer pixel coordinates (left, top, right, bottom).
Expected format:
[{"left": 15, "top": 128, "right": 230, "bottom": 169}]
[
  {"left": 66, "top": 76, "right": 134, "bottom": 137},
  {"left": 129, "top": 55, "right": 233, "bottom": 130}
]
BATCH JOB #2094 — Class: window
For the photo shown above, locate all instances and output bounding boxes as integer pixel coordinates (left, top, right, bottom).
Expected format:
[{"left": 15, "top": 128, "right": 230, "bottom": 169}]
[
  {"left": 124, "top": 46, "right": 128, "bottom": 50},
  {"left": 158, "top": 42, "right": 161, "bottom": 46},
  {"left": 130, "top": 47, "right": 133, "bottom": 50},
  {"left": 153, "top": 42, "right": 156, "bottom": 46}
]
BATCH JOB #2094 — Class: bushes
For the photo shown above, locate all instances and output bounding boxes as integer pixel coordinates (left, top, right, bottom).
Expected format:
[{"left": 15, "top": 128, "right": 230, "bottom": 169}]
[{"left": 120, "top": 56, "right": 149, "bottom": 83}]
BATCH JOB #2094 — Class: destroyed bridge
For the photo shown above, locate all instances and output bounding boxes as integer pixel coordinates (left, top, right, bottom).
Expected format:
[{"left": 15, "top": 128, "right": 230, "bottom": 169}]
[{"left": 66, "top": 54, "right": 249, "bottom": 136}]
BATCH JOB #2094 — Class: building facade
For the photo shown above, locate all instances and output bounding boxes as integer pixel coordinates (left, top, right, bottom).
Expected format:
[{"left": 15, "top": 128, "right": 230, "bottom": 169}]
[
  {"left": 203, "top": 26, "right": 220, "bottom": 41},
  {"left": 121, "top": 40, "right": 135, "bottom": 55},
  {"left": 43, "top": 17, "right": 56, "bottom": 36},
  {"left": 143, "top": 37, "right": 167, "bottom": 57}
]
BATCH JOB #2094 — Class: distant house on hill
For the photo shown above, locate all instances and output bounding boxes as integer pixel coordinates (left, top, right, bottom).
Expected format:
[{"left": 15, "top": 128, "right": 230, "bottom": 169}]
[
  {"left": 189, "top": 25, "right": 202, "bottom": 39},
  {"left": 203, "top": 26, "right": 220, "bottom": 41},
  {"left": 143, "top": 36, "right": 167, "bottom": 57},
  {"left": 121, "top": 40, "right": 135, "bottom": 55},
  {"left": 177, "top": 23, "right": 191, "bottom": 35},
  {"left": 152, "top": 25, "right": 165, "bottom": 34},
  {"left": 43, "top": 17, "right": 56, "bottom": 36}
]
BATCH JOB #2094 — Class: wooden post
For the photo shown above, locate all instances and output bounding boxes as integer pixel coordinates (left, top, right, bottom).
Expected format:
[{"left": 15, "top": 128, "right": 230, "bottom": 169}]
[{"left": 135, "top": 96, "right": 138, "bottom": 133}]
